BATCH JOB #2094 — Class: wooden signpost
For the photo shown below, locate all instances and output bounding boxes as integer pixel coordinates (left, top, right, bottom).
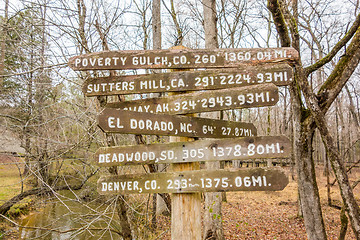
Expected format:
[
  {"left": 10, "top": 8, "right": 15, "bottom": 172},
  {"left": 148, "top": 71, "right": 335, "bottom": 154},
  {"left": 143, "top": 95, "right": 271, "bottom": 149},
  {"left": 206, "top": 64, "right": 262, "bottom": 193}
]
[
  {"left": 106, "top": 83, "right": 279, "bottom": 115},
  {"left": 97, "top": 168, "right": 289, "bottom": 194},
  {"left": 98, "top": 108, "right": 257, "bottom": 138},
  {"left": 82, "top": 63, "right": 293, "bottom": 96},
  {"left": 68, "top": 46, "right": 298, "bottom": 240},
  {"left": 94, "top": 136, "right": 291, "bottom": 167},
  {"left": 69, "top": 47, "right": 298, "bottom": 70}
]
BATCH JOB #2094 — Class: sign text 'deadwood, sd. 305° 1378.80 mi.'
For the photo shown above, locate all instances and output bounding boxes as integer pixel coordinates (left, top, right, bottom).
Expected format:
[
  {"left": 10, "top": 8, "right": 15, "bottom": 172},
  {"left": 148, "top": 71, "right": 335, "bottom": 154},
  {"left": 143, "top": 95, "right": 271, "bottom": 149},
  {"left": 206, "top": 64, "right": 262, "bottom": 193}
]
[{"left": 94, "top": 136, "right": 291, "bottom": 167}]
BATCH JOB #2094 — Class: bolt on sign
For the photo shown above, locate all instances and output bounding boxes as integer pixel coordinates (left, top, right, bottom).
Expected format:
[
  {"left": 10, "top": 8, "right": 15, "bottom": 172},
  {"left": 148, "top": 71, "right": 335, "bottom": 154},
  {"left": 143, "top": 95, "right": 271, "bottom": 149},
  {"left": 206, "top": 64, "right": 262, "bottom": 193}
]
[
  {"left": 97, "top": 168, "right": 289, "bottom": 194},
  {"left": 93, "top": 136, "right": 291, "bottom": 167},
  {"left": 98, "top": 108, "right": 257, "bottom": 138},
  {"left": 68, "top": 47, "right": 299, "bottom": 71},
  {"left": 82, "top": 63, "right": 293, "bottom": 96},
  {"left": 106, "top": 83, "right": 279, "bottom": 115}
]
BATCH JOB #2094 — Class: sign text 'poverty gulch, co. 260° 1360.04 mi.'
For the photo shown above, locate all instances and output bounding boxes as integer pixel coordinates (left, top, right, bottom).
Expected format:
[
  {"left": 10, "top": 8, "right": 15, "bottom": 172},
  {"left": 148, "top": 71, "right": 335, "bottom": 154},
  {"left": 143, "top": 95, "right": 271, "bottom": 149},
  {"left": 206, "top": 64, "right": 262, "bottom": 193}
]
[{"left": 69, "top": 47, "right": 299, "bottom": 70}]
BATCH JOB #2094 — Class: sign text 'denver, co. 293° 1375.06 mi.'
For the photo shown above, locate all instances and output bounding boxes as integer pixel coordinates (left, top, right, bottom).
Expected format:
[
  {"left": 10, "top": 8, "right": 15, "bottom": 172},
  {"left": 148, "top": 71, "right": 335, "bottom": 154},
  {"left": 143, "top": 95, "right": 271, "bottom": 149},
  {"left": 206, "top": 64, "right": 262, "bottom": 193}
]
[
  {"left": 82, "top": 63, "right": 293, "bottom": 96},
  {"left": 93, "top": 136, "right": 291, "bottom": 167},
  {"left": 97, "top": 168, "right": 289, "bottom": 194},
  {"left": 69, "top": 47, "right": 299, "bottom": 70},
  {"left": 106, "top": 83, "right": 279, "bottom": 115},
  {"left": 98, "top": 108, "right": 257, "bottom": 138}
]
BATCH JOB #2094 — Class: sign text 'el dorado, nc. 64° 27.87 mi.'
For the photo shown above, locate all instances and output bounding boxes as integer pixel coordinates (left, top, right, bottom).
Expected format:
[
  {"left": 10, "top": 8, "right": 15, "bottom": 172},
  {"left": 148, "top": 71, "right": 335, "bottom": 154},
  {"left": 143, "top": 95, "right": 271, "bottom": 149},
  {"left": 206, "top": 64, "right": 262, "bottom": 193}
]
[{"left": 98, "top": 108, "right": 257, "bottom": 138}]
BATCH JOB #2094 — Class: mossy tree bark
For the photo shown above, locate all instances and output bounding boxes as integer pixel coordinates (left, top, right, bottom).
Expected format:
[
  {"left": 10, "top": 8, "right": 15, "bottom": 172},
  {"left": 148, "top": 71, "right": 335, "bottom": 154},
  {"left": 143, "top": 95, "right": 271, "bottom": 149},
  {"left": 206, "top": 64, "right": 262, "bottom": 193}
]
[{"left": 268, "top": 0, "right": 360, "bottom": 239}]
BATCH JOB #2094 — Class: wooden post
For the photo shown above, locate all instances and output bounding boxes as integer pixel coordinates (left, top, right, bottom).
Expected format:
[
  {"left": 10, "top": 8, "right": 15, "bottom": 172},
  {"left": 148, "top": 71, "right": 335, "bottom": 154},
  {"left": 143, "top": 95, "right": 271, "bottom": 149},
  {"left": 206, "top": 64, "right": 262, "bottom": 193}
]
[{"left": 170, "top": 45, "right": 201, "bottom": 240}]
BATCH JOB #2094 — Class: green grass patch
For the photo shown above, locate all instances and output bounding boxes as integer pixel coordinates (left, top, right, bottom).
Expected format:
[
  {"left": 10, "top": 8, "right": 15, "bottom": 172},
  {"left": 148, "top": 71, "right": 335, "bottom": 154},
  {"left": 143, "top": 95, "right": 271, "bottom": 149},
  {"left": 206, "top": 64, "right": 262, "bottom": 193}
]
[{"left": 0, "top": 164, "right": 23, "bottom": 202}]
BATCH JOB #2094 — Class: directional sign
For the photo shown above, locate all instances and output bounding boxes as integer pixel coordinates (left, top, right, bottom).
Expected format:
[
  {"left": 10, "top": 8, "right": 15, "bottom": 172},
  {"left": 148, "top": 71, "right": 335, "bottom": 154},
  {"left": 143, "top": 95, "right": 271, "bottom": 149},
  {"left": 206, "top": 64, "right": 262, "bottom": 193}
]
[
  {"left": 106, "top": 83, "right": 278, "bottom": 115},
  {"left": 97, "top": 168, "right": 289, "bottom": 194},
  {"left": 98, "top": 108, "right": 257, "bottom": 138},
  {"left": 69, "top": 47, "right": 299, "bottom": 70},
  {"left": 82, "top": 63, "right": 293, "bottom": 96},
  {"left": 94, "top": 136, "right": 291, "bottom": 167}
]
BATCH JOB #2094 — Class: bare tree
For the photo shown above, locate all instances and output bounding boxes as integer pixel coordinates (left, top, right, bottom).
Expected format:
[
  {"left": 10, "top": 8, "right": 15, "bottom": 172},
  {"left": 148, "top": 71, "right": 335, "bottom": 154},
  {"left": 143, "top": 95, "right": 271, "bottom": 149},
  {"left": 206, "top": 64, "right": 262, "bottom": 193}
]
[
  {"left": 268, "top": 0, "right": 360, "bottom": 239},
  {"left": 1, "top": 0, "right": 360, "bottom": 239}
]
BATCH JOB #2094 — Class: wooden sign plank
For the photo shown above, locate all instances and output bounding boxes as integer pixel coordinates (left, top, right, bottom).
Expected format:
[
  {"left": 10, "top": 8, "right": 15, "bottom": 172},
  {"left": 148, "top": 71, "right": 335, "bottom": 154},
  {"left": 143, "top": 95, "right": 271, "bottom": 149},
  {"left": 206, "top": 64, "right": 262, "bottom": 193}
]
[
  {"left": 97, "top": 168, "right": 289, "bottom": 194},
  {"left": 69, "top": 47, "right": 299, "bottom": 70},
  {"left": 106, "top": 83, "right": 278, "bottom": 115},
  {"left": 98, "top": 108, "right": 257, "bottom": 138},
  {"left": 82, "top": 63, "right": 293, "bottom": 96},
  {"left": 94, "top": 136, "right": 291, "bottom": 167}
]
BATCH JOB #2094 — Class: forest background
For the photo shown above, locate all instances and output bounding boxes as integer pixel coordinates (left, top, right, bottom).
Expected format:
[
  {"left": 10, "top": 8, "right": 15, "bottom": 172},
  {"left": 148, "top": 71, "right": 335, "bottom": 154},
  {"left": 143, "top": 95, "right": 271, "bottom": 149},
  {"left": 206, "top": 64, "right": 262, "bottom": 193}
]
[{"left": 0, "top": 0, "right": 360, "bottom": 239}]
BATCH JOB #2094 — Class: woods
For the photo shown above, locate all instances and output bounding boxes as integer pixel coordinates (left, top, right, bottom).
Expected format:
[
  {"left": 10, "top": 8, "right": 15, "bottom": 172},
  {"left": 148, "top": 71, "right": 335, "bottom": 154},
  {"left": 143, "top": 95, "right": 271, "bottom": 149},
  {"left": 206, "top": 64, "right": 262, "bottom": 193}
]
[{"left": 0, "top": 0, "right": 359, "bottom": 239}]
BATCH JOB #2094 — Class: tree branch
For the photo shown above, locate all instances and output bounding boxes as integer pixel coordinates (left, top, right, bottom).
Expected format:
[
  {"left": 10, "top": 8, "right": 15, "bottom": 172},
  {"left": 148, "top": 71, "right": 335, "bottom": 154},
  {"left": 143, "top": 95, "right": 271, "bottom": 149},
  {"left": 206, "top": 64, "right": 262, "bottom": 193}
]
[
  {"left": 0, "top": 214, "right": 123, "bottom": 236},
  {"left": 0, "top": 63, "right": 67, "bottom": 78},
  {"left": 317, "top": 30, "right": 360, "bottom": 112},
  {"left": 0, "top": 170, "right": 97, "bottom": 215},
  {"left": 0, "top": 114, "right": 25, "bottom": 123},
  {"left": 267, "top": 0, "right": 291, "bottom": 47},
  {"left": 305, "top": 13, "right": 360, "bottom": 75},
  {"left": 331, "top": 158, "right": 360, "bottom": 186}
]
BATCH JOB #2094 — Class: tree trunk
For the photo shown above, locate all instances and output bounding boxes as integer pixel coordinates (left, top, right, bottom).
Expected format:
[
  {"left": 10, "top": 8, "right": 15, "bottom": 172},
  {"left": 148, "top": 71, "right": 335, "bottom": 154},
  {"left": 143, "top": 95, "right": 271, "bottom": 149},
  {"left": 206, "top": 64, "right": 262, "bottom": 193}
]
[
  {"left": 297, "top": 123, "right": 327, "bottom": 240},
  {"left": 338, "top": 206, "right": 349, "bottom": 240},
  {"left": 289, "top": 78, "right": 327, "bottom": 240},
  {"left": 0, "top": 0, "right": 9, "bottom": 87},
  {"left": 169, "top": 0, "right": 183, "bottom": 45},
  {"left": 318, "top": 121, "right": 360, "bottom": 239},
  {"left": 345, "top": 84, "right": 360, "bottom": 135},
  {"left": 151, "top": 0, "right": 172, "bottom": 222},
  {"left": 202, "top": 1, "right": 224, "bottom": 239},
  {"left": 325, "top": 151, "right": 332, "bottom": 206},
  {"left": 298, "top": 52, "right": 360, "bottom": 238},
  {"left": 37, "top": 3, "right": 50, "bottom": 186},
  {"left": 152, "top": 0, "right": 161, "bottom": 50}
]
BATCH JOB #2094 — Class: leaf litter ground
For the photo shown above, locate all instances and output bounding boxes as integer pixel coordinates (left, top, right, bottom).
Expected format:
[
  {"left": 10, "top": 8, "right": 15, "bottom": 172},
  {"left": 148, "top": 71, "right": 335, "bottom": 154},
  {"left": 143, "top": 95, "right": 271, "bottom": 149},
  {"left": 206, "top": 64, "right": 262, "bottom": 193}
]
[{"left": 156, "top": 167, "right": 360, "bottom": 239}]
